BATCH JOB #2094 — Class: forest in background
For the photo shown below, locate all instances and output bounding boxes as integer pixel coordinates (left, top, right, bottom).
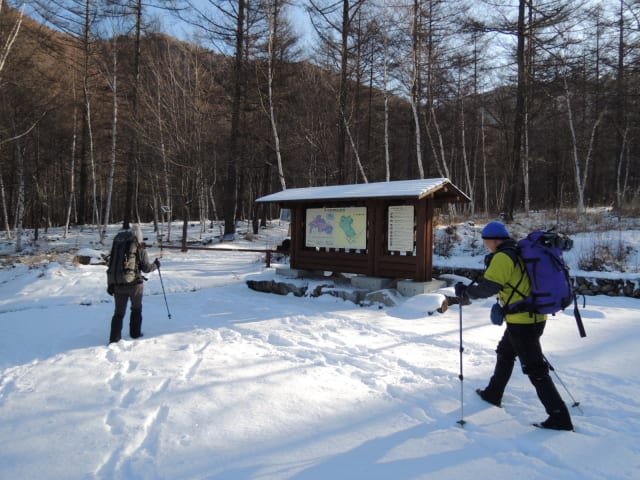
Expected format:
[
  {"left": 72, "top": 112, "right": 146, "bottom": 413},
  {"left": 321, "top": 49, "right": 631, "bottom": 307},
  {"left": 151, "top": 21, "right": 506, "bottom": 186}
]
[{"left": 0, "top": 0, "right": 638, "bottom": 250}]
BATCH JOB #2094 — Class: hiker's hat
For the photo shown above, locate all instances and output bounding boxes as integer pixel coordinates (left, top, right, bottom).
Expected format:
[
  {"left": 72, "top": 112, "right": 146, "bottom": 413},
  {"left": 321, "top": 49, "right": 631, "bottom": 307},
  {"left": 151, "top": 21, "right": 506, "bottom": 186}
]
[{"left": 481, "top": 221, "right": 510, "bottom": 239}]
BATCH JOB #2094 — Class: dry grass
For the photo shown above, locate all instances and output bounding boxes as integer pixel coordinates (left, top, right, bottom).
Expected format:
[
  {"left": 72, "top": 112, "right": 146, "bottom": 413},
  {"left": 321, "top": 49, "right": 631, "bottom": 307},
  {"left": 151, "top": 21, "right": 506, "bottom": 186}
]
[{"left": 0, "top": 252, "right": 74, "bottom": 270}]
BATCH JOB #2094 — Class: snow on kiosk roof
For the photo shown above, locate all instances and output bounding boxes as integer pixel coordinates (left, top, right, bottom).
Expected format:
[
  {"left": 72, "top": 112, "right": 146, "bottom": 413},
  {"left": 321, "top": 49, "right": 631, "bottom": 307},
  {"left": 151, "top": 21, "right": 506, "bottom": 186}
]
[
  {"left": 256, "top": 178, "right": 471, "bottom": 204},
  {"left": 256, "top": 178, "right": 470, "bottom": 283}
]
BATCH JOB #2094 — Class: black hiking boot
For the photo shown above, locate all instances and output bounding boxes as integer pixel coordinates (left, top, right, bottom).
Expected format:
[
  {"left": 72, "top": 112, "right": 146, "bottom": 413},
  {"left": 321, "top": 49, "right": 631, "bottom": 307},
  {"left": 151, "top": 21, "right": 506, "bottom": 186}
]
[
  {"left": 534, "top": 405, "right": 574, "bottom": 431},
  {"left": 476, "top": 388, "right": 501, "bottom": 407},
  {"left": 535, "top": 414, "right": 574, "bottom": 431}
]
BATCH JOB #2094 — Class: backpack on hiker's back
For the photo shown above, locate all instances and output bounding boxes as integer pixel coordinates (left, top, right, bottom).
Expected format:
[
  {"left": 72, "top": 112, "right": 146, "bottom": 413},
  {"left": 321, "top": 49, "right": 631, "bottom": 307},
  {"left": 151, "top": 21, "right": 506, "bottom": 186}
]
[
  {"left": 502, "top": 229, "right": 586, "bottom": 337},
  {"left": 107, "top": 230, "right": 140, "bottom": 286}
]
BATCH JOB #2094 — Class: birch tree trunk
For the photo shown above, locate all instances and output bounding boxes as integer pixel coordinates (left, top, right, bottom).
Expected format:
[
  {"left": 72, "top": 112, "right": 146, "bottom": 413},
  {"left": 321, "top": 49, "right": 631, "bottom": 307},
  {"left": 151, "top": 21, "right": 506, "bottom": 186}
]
[
  {"left": 523, "top": 108, "right": 530, "bottom": 215},
  {"left": 563, "top": 74, "right": 603, "bottom": 219},
  {"left": 77, "top": 0, "right": 92, "bottom": 226},
  {"left": 410, "top": 0, "right": 424, "bottom": 178},
  {"left": 425, "top": 106, "right": 448, "bottom": 178},
  {"left": 101, "top": 37, "right": 118, "bottom": 244},
  {"left": 614, "top": 0, "right": 627, "bottom": 210},
  {"left": 13, "top": 120, "right": 24, "bottom": 253},
  {"left": 153, "top": 66, "right": 172, "bottom": 242},
  {"left": 616, "top": 126, "right": 629, "bottom": 208},
  {"left": 382, "top": 0, "right": 391, "bottom": 181},
  {"left": 0, "top": 171, "right": 10, "bottom": 238},
  {"left": 459, "top": 98, "right": 474, "bottom": 215},
  {"left": 65, "top": 80, "right": 78, "bottom": 238},
  {"left": 85, "top": 83, "right": 98, "bottom": 226},
  {"left": 563, "top": 75, "right": 585, "bottom": 217},
  {"left": 0, "top": 1, "right": 23, "bottom": 239},
  {"left": 0, "top": 1, "right": 24, "bottom": 78},
  {"left": 342, "top": 112, "right": 368, "bottom": 183},
  {"left": 481, "top": 110, "right": 488, "bottom": 217},
  {"left": 266, "top": 0, "right": 286, "bottom": 190}
]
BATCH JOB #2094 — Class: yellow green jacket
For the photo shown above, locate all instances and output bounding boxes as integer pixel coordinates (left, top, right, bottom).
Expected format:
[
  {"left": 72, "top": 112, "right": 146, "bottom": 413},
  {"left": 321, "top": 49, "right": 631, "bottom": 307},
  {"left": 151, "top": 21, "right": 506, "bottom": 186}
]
[{"left": 484, "top": 249, "right": 546, "bottom": 325}]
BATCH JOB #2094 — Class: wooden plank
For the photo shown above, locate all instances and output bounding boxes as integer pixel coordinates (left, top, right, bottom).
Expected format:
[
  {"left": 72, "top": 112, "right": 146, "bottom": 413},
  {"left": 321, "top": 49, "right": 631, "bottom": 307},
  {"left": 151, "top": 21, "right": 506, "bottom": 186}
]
[
  {"left": 415, "top": 200, "right": 427, "bottom": 281},
  {"left": 378, "top": 255, "right": 418, "bottom": 279}
]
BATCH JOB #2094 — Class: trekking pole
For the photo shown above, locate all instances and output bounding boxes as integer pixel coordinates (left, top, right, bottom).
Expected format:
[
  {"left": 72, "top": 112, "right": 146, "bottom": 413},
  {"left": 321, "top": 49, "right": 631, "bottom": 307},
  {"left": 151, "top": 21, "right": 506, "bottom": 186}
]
[
  {"left": 157, "top": 265, "right": 172, "bottom": 319},
  {"left": 543, "top": 355, "right": 582, "bottom": 413},
  {"left": 457, "top": 297, "right": 466, "bottom": 426}
]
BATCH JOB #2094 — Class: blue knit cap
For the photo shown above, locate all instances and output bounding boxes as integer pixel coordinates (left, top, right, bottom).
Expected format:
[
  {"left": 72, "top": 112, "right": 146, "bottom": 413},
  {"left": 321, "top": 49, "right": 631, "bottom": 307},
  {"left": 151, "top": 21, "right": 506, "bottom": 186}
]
[{"left": 481, "top": 221, "right": 510, "bottom": 239}]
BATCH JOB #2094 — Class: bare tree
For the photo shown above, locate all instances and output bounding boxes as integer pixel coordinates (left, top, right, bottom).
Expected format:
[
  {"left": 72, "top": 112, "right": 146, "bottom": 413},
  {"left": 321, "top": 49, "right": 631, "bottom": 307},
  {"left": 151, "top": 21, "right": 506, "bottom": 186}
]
[
  {"left": 183, "top": 0, "right": 255, "bottom": 237},
  {"left": 502, "top": 0, "right": 527, "bottom": 221},
  {"left": 409, "top": 0, "right": 424, "bottom": 178},
  {"left": 138, "top": 36, "right": 219, "bottom": 244},
  {"left": 123, "top": 0, "right": 143, "bottom": 229},
  {"left": 12, "top": 119, "right": 25, "bottom": 251},
  {"left": 0, "top": 0, "right": 24, "bottom": 78},
  {"left": 97, "top": 30, "right": 120, "bottom": 244},
  {"left": 28, "top": 0, "right": 102, "bottom": 226},
  {"left": 262, "top": 0, "right": 287, "bottom": 191},
  {"left": 562, "top": 71, "right": 604, "bottom": 217},
  {"left": 225, "top": 0, "right": 245, "bottom": 236},
  {"left": 80, "top": 0, "right": 96, "bottom": 227},
  {"left": 308, "top": 0, "right": 367, "bottom": 184},
  {"left": 381, "top": 0, "right": 391, "bottom": 181},
  {"left": 64, "top": 74, "right": 78, "bottom": 238},
  {"left": 0, "top": 0, "right": 24, "bottom": 239},
  {"left": 613, "top": 0, "right": 633, "bottom": 210}
]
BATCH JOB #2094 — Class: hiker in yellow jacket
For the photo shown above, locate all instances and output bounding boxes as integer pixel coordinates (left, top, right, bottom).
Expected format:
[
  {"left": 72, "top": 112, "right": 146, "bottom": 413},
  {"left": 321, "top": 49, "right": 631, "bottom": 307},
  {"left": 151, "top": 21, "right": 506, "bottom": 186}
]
[{"left": 455, "top": 221, "right": 573, "bottom": 431}]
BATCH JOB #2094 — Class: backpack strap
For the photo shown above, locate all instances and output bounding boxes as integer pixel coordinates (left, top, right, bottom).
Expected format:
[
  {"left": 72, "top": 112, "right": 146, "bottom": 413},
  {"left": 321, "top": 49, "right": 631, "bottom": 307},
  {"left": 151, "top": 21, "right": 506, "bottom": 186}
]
[
  {"left": 130, "top": 237, "right": 143, "bottom": 279},
  {"left": 496, "top": 242, "right": 531, "bottom": 313}
]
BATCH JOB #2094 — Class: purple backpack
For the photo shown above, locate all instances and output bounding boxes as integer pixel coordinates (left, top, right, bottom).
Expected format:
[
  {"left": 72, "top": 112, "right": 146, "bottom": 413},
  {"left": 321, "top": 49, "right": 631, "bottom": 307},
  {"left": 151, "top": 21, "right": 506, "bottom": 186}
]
[{"left": 503, "top": 230, "right": 586, "bottom": 337}]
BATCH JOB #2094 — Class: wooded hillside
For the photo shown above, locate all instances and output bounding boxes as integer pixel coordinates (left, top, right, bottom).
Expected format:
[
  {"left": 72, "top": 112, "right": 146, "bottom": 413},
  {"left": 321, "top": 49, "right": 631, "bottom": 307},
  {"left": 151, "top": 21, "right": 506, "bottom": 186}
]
[{"left": 0, "top": 1, "right": 638, "bottom": 245}]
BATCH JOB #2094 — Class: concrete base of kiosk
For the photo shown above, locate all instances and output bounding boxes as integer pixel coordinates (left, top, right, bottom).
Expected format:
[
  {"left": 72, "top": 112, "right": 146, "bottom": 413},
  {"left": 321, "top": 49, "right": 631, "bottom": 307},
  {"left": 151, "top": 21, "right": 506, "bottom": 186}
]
[
  {"left": 275, "top": 267, "right": 327, "bottom": 279},
  {"left": 273, "top": 269, "right": 448, "bottom": 298},
  {"left": 397, "top": 279, "right": 447, "bottom": 297},
  {"left": 351, "top": 276, "right": 392, "bottom": 290}
]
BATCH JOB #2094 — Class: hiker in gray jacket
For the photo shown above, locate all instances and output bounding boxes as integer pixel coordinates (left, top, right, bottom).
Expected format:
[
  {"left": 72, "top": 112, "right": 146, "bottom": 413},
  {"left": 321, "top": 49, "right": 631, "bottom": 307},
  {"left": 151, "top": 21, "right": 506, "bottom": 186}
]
[{"left": 107, "top": 224, "right": 159, "bottom": 343}]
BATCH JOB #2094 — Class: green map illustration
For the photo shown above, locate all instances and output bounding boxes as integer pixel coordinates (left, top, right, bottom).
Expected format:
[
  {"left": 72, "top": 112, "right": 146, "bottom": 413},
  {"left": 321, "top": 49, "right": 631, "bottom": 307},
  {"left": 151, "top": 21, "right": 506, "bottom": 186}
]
[{"left": 306, "top": 207, "right": 367, "bottom": 249}]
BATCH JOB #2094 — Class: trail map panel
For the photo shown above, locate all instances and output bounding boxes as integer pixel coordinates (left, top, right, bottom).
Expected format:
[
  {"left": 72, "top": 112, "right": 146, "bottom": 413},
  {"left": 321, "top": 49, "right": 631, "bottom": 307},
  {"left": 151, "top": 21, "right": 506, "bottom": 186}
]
[{"left": 305, "top": 207, "right": 367, "bottom": 249}]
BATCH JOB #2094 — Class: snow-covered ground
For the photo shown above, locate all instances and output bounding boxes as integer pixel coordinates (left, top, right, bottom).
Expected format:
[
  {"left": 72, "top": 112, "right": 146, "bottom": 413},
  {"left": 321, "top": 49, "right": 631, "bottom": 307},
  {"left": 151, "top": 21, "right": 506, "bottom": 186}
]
[{"left": 0, "top": 216, "right": 638, "bottom": 480}]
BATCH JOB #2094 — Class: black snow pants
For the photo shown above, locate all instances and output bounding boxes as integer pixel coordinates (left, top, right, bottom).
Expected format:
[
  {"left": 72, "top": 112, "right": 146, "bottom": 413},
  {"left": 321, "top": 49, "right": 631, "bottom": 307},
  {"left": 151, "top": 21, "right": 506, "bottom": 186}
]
[{"left": 481, "top": 321, "right": 571, "bottom": 423}]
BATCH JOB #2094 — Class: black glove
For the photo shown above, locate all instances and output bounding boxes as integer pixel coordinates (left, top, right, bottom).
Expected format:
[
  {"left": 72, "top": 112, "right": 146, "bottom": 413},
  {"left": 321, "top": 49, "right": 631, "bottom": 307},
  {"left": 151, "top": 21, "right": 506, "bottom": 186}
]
[
  {"left": 107, "top": 284, "right": 115, "bottom": 296},
  {"left": 154, "top": 258, "right": 161, "bottom": 268},
  {"left": 454, "top": 282, "right": 467, "bottom": 299}
]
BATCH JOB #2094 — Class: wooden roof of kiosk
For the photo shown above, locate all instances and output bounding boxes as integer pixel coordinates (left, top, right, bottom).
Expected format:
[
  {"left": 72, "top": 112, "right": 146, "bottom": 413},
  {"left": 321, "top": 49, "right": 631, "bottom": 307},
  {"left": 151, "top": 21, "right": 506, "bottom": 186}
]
[{"left": 256, "top": 178, "right": 470, "bottom": 282}]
